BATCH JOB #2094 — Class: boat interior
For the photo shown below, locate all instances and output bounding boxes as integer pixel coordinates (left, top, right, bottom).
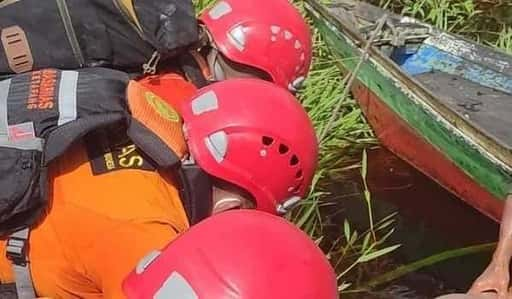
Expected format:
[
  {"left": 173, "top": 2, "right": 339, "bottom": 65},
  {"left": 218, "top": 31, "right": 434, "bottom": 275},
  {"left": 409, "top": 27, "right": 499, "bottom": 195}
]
[{"left": 323, "top": 0, "right": 512, "bottom": 151}]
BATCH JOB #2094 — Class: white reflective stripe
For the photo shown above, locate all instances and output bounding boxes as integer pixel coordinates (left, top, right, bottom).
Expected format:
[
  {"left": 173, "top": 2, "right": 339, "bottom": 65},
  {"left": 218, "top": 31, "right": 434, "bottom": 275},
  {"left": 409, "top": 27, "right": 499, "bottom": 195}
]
[
  {"left": 57, "top": 70, "right": 78, "bottom": 126},
  {"left": 0, "top": 79, "right": 12, "bottom": 138},
  {"left": 0, "top": 136, "right": 43, "bottom": 151},
  {"left": 154, "top": 272, "right": 198, "bottom": 299}
]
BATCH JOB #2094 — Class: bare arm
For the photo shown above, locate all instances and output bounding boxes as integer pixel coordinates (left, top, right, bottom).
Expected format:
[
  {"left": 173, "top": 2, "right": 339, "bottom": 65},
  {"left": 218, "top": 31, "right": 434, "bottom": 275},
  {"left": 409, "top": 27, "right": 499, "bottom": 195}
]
[
  {"left": 469, "top": 193, "right": 512, "bottom": 299},
  {"left": 493, "top": 195, "right": 512, "bottom": 266}
]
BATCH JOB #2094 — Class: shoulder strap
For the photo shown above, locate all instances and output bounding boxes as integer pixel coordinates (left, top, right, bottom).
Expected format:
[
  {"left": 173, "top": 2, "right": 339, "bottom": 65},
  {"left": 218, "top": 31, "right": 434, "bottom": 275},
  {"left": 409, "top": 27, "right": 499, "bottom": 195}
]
[
  {"left": 1, "top": 68, "right": 130, "bottom": 298},
  {"left": 177, "top": 159, "right": 213, "bottom": 225},
  {"left": 6, "top": 228, "right": 35, "bottom": 299},
  {"left": 0, "top": 283, "right": 17, "bottom": 299},
  {"left": 3, "top": 70, "right": 212, "bottom": 298},
  {"left": 1, "top": 26, "right": 33, "bottom": 74}
]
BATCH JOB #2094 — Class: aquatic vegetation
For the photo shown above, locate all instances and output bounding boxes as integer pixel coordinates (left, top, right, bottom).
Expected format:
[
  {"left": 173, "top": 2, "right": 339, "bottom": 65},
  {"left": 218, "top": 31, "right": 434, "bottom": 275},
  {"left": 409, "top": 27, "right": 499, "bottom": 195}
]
[{"left": 195, "top": 0, "right": 512, "bottom": 296}]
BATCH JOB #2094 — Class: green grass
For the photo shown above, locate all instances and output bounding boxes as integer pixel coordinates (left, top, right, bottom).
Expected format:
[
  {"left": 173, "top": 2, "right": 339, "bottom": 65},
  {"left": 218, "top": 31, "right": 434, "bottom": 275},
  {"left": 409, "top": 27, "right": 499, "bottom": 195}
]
[
  {"left": 308, "top": 0, "right": 512, "bottom": 295},
  {"left": 195, "top": 0, "right": 512, "bottom": 296}
]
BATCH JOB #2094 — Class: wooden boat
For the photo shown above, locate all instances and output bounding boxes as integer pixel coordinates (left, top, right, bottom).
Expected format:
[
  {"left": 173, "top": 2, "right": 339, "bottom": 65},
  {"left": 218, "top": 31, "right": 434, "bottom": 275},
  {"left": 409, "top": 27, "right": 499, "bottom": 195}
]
[{"left": 305, "top": 0, "right": 512, "bottom": 221}]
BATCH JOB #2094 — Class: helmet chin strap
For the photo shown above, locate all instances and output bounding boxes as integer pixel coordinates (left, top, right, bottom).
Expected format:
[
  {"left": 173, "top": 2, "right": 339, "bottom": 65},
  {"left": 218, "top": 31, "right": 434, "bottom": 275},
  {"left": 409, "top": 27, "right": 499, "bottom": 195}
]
[
  {"left": 206, "top": 48, "right": 226, "bottom": 82},
  {"left": 288, "top": 76, "right": 306, "bottom": 93},
  {"left": 198, "top": 25, "right": 225, "bottom": 83},
  {"left": 276, "top": 196, "right": 302, "bottom": 215},
  {"left": 213, "top": 197, "right": 241, "bottom": 213}
]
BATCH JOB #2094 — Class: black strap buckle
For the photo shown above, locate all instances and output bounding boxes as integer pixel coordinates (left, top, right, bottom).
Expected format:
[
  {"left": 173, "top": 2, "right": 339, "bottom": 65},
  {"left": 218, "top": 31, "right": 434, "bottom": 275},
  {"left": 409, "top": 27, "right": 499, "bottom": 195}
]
[{"left": 6, "top": 237, "right": 28, "bottom": 267}]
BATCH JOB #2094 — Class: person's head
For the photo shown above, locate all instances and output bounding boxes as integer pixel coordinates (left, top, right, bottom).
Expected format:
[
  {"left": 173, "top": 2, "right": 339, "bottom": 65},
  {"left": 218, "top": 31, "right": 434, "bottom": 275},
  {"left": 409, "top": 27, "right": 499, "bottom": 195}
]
[
  {"left": 123, "top": 209, "right": 339, "bottom": 299},
  {"left": 199, "top": 0, "right": 312, "bottom": 92},
  {"left": 180, "top": 78, "right": 318, "bottom": 215}
]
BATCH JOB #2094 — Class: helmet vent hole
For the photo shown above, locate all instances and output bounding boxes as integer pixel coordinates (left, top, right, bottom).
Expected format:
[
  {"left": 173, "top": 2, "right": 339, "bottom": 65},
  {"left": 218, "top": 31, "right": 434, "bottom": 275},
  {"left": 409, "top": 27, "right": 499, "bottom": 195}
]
[
  {"left": 291, "top": 185, "right": 301, "bottom": 194},
  {"left": 262, "top": 136, "right": 274, "bottom": 146},
  {"left": 279, "top": 144, "right": 289, "bottom": 154},
  {"left": 295, "top": 170, "right": 303, "bottom": 179},
  {"left": 290, "top": 155, "right": 299, "bottom": 166}
]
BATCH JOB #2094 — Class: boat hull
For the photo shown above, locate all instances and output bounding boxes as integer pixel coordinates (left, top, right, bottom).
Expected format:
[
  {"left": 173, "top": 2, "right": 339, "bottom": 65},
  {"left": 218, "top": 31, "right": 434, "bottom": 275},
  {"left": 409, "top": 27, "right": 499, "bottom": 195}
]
[
  {"left": 353, "top": 80, "right": 503, "bottom": 221},
  {"left": 306, "top": 0, "right": 512, "bottom": 221}
]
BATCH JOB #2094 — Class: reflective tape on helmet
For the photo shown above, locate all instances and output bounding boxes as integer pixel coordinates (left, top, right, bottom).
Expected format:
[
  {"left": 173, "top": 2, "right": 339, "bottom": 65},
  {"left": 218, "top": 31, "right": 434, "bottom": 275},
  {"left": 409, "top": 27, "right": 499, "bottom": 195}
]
[
  {"left": 154, "top": 272, "right": 198, "bottom": 299},
  {"left": 227, "top": 25, "right": 246, "bottom": 51},
  {"left": 191, "top": 90, "right": 219, "bottom": 115},
  {"left": 208, "top": 1, "right": 232, "bottom": 20},
  {"left": 204, "top": 131, "right": 228, "bottom": 163},
  {"left": 136, "top": 250, "right": 161, "bottom": 275}
]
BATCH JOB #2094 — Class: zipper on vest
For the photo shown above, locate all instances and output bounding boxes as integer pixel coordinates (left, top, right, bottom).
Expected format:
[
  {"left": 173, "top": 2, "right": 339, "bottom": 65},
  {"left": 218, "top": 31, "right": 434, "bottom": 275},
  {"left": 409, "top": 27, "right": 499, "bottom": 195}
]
[
  {"left": 56, "top": 0, "right": 85, "bottom": 67},
  {"left": 112, "top": 0, "right": 145, "bottom": 41},
  {"left": 112, "top": 0, "right": 160, "bottom": 73},
  {"left": 142, "top": 51, "right": 161, "bottom": 75}
]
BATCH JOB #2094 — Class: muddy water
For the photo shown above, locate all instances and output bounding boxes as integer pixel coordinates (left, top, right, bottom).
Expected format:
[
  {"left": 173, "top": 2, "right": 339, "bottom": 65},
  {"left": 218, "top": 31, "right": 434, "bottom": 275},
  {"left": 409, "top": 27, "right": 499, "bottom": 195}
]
[{"left": 325, "top": 148, "right": 499, "bottom": 299}]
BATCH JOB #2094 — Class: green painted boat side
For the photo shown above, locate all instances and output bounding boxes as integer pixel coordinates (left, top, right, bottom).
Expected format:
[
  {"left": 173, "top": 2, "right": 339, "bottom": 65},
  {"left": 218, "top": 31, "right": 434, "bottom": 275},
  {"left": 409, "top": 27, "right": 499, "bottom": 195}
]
[{"left": 306, "top": 2, "right": 512, "bottom": 200}]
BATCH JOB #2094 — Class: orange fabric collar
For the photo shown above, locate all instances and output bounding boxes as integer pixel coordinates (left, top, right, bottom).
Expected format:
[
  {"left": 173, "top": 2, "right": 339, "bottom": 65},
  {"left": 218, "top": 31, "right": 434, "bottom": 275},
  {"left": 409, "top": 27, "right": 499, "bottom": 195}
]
[{"left": 126, "top": 80, "right": 188, "bottom": 160}]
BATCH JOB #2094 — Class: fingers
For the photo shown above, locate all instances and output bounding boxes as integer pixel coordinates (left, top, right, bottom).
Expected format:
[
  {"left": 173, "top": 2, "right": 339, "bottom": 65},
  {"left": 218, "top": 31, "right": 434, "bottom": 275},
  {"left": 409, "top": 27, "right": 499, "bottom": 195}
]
[{"left": 468, "top": 280, "right": 507, "bottom": 299}]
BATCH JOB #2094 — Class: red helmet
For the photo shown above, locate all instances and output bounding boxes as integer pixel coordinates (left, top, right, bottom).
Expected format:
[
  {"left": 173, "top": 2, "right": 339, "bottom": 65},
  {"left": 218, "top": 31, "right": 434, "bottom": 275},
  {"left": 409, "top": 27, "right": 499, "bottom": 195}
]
[
  {"left": 123, "top": 210, "right": 339, "bottom": 299},
  {"left": 200, "top": 0, "right": 312, "bottom": 91},
  {"left": 180, "top": 79, "right": 318, "bottom": 215}
]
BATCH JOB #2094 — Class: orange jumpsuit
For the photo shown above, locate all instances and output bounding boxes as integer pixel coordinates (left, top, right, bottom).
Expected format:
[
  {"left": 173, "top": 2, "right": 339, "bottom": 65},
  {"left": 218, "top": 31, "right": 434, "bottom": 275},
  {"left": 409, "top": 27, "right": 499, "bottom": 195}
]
[{"left": 0, "top": 73, "right": 197, "bottom": 298}]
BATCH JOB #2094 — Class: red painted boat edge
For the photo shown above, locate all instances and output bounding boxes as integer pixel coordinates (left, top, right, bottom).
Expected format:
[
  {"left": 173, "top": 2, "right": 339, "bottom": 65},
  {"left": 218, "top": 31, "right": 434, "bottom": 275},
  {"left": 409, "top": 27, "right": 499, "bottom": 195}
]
[{"left": 353, "top": 81, "right": 504, "bottom": 222}]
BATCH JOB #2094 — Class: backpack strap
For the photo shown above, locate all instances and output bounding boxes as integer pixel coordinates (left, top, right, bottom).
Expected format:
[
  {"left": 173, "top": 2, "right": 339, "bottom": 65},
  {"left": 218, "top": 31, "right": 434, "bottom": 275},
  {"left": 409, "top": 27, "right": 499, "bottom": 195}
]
[
  {"left": 1, "top": 26, "right": 33, "bottom": 74},
  {"left": 2, "top": 70, "right": 213, "bottom": 298},
  {"left": 177, "top": 158, "right": 213, "bottom": 224},
  {"left": 0, "top": 68, "right": 130, "bottom": 298},
  {"left": 0, "top": 283, "right": 17, "bottom": 299},
  {"left": 6, "top": 228, "right": 35, "bottom": 299}
]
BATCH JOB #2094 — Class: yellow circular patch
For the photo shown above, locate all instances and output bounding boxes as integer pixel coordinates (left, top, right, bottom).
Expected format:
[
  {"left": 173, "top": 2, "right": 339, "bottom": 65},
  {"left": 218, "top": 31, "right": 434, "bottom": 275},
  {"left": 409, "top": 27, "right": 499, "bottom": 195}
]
[{"left": 144, "top": 92, "right": 180, "bottom": 122}]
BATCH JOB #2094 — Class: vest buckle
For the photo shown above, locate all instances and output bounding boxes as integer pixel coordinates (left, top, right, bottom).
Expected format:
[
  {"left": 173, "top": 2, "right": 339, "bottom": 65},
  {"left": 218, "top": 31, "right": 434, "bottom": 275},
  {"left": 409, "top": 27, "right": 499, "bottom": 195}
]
[{"left": 6, "top": 235, "right": 28, "bottom": 266}]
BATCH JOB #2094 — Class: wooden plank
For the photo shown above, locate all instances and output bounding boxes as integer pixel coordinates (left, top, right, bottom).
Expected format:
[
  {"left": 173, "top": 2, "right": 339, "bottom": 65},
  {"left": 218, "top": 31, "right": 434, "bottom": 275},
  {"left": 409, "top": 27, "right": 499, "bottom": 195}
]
[
  {"left": 399, "top": 44, "right": 512, "bottom": 94},
  {"left": 416, "top": 72, "right": 512, "bottom": 150},
  {"left": 425, "top": 34, "right": 512, "bottom": 76}
]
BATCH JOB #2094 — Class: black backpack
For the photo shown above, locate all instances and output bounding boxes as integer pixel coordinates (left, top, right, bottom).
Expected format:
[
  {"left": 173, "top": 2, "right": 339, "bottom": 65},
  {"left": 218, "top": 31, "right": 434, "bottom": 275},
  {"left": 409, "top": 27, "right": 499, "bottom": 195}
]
[
  {"left": 1, "top": 67, "right": 212, "bottom": 298},
  {"left": 0, "top": 0, "right": 198, "bottom": 78}
]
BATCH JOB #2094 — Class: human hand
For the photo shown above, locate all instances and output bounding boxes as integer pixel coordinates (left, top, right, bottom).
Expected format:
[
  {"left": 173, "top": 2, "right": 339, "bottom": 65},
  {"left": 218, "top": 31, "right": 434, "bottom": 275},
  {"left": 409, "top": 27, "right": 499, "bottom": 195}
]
[{"left": 469, "top": 260, "right": 511, "bottom": 299}]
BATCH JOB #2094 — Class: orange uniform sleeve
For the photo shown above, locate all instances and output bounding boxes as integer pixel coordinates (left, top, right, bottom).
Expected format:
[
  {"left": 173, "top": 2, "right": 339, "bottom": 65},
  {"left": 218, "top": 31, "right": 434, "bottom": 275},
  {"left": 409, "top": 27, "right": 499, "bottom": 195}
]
[
  {"left": 42, "top": 205, "right": 182, "bottom": 299},
  {"left": 0, "top": 142, "right": 190, "bottom": 298}
]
